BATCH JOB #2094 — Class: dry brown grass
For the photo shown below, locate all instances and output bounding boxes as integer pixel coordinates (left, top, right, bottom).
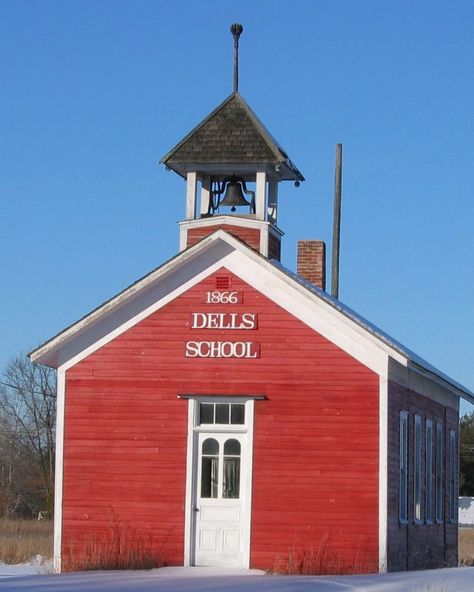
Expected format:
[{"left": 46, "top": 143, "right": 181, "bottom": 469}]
[
  {"left": 272, "top": 534, "right": 378, "bottom": 575},
  {"left": 459, "top": 527, "right": 474, "bottom": 566},
  {"left": 0, "top": 519, "right": 53, "bottom": 564},
  {"left": 62, "top": 525, "right": 161, "bottom": 572},
  {"left": 1, "top": 520, "right": 472, "bottom": 570}
]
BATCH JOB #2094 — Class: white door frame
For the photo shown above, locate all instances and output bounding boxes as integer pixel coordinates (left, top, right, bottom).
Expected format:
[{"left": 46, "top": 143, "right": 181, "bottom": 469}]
[{"left": 183, "top": 397, "right": 255, "bottom": 568}]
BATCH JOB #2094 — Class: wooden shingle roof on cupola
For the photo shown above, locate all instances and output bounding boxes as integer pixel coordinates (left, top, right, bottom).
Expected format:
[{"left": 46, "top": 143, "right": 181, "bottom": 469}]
[{"left": 161, "top": 91, "right": 304, "bottom": 182}]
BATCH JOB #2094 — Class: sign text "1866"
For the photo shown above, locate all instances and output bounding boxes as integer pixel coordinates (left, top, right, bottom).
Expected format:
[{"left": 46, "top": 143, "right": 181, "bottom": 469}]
[{"left": 202, "top": 291, "right": 242, "bottom": 304}]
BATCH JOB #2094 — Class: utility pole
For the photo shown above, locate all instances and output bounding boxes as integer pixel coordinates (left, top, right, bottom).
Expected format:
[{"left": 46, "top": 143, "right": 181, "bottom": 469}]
[{"left": 331, "top": 143, "right": 343, "bottom": 299}]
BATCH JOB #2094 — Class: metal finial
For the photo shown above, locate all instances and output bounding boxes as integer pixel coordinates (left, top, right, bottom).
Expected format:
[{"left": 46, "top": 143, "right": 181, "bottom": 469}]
[{"left": 230, "top": 23, "right": 243, "bottom": 92}]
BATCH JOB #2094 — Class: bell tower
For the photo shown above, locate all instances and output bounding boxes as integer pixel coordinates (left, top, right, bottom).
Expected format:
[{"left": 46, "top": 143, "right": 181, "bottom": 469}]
[{"left": 160, "top": 24, "right": 304, "bottom": 261}]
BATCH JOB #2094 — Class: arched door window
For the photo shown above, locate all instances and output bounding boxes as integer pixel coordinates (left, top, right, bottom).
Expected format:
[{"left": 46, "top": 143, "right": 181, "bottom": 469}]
[
  {"left": 201, "top": 438, "right": 219, "bottom": 498},
  {"left": 223, "top": 439, "right": 241, "bottom": 499}
]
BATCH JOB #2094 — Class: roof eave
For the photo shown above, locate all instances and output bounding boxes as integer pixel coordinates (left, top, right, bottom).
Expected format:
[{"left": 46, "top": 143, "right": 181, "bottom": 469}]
[
  {"left": 163, "top": 160, "right": 304, "bottom": 182},
  {"left": 408, "top": 360, "right": 474, "bottom": 405}
]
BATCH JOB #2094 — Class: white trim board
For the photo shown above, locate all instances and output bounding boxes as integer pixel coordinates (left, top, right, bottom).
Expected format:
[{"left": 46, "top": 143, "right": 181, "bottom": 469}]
[
  {"left": 53, "top": 367, "right": 66, "bottom": 573},
  {"left": 183, "top": 399, "right": 196, "bottom": 567},
  {"left": 378, "top": 375, "right": 388, "bottom": 572}
]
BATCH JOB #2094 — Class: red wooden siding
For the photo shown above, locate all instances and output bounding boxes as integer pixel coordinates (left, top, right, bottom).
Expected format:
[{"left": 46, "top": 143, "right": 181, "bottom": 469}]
[
  {"left": 62, "top": 267, "right": 379, "bottom": 572},
  {"left": 386, "top": 382, "right": 458, "bottom": 571},
  {"left": 268, "top": 232, "right": 281, "bottom": 261},
  {"left": 187, "top": 225, "right": 260, "bottom": 252}
]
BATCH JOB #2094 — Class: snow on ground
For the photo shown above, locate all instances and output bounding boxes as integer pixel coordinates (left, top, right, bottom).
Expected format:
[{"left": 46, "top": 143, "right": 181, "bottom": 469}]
[
  {"left": 0, "top": 566, "right": 474, "bottom": 591},
  {"left": 0, "top": 556, "right": 53, "bottom": 578}
]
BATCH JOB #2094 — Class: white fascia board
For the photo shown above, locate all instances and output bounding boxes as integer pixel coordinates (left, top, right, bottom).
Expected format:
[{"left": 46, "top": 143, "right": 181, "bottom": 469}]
[
  {"left": 53, "top": 367, "right": 66, "bottom": 573},
  {"left": 378, "top": 375, "right": 388, "bottom": 572},
  {"left": 179, "top": 215, "right": 284, "bottom": 237}
]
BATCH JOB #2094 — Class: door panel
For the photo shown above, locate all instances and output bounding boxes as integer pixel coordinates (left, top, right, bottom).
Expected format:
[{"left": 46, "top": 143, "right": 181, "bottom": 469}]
[{"left": 193, "top": 432, "right": 246, "bottom": 567}]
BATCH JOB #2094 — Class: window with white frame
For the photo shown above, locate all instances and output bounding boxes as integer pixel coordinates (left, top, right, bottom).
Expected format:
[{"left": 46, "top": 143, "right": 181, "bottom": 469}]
[
  {"left": 414, "top": 415, "right": 422, "bottom": 523},
  {"left": 399, "top": 411, "right": 409, "bottom": 523},
  {"left": 198, "top": 401, "right": 245, "bottom": 425},
  {"left": 449, "top": 429, "right": 458, "bottom": 523},
  {"left": 435, "top": 422, "right": 444, "bottom": 523},
  {"left": 425, "top": 419, "right": 433, "bottom": 523}
]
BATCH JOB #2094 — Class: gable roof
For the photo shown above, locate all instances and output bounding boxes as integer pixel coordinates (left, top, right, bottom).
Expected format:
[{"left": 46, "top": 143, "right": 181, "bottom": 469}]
[
  {"left": 160, "top": 92, "right": 304, "bottom": 181},
  {"left": 29, "top": 230, "right": 473, "bottom": 404}
]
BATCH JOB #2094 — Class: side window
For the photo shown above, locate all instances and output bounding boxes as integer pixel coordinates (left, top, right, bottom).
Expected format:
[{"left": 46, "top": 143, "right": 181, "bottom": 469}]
[
  {"left": 399, "top": 411, "right": 409, "bottom": 523},
  {"left": 414, "top": 415, "right": 422, "bottom": 523},
  {"left": 449, "top": 429, "right": 458, "bottom": 523},
  {"left": 435, "top": 423, "right": 444, "bottom": 523},
  {"left": 425, "top": 419, "right": 433, "bottom": 523}
]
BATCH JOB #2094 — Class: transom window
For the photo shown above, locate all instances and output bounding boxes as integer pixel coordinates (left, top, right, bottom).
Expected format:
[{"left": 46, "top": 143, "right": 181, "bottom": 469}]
[{"left": 198, "top": 402, "right": 245, "bottom": 425}]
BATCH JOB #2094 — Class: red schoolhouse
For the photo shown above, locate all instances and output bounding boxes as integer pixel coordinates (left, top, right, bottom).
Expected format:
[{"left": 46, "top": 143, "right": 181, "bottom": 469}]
[{"left": 31, "top": 33, "right": 473, "bottom": 575}]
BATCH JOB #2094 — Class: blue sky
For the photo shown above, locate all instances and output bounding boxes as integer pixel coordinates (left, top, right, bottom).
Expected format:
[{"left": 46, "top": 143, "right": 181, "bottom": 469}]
[{"left": 1, "top": 1, "right": 473, "bottom": 411}]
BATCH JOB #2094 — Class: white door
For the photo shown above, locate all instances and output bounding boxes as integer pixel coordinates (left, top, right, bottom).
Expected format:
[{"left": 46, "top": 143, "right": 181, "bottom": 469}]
[{"left": 193, "top": 431, "right": 246, "bottom": 567}]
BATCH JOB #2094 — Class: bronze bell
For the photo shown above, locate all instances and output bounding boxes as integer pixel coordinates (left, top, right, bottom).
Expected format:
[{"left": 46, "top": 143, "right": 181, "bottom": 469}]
[{"left": 220, "top": 178, "right": 251, "bottom": 211}]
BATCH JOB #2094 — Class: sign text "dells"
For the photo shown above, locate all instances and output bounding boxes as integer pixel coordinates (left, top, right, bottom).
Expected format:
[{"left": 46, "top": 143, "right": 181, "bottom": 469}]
[{"left": 191, "top": 312, "right": 257, "bottom": 330}]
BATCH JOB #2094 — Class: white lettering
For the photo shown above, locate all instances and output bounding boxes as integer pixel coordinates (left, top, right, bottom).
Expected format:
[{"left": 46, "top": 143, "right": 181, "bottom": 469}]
[
  {"left": 233, "top": 342, "right": 245, "bottom": 357},
  {"left": 185, "top": 341, "right": 200, "bottom": 357},
  {"left": 244, "top": 342, "right": 258, "bottom": 358},
  {"left": 209, "top": 341, "right": 220, "bottom": 357},
  {"left": 221, "top": 342, "right": 233, "bottom": 357},
  {"left": 241, "top": 313, "right": 256, "bottom": 329},
  {"left": 207, "top": 313, "right": 220, "bottom": 329},
  {"left": 185, "top": 341, "right": 259, "bottom": 359},
  {"left": 190, "top": 312, "right": 257, "bottom": 330},
  {"left": 204, "top": 291, "right": 240, "bottom": 304},
  {"left": 191, "top": 313, "right": 207, "bottom": 329}
]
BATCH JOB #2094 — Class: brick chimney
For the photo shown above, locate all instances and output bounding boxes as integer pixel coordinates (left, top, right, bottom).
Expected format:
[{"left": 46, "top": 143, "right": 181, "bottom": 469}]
[{"left": 297, "top": 240, "right": 326, "bottom": 290}]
